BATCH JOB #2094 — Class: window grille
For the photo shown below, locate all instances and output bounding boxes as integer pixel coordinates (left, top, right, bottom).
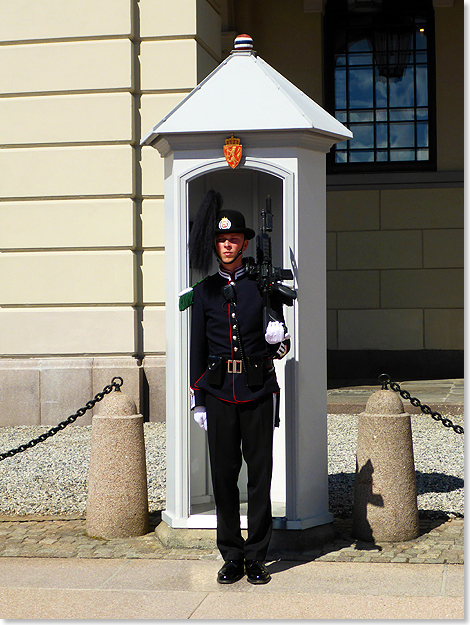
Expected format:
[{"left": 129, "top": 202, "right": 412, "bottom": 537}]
[{"left": 325, "top": 0, "right": 436, "bottom": 172}]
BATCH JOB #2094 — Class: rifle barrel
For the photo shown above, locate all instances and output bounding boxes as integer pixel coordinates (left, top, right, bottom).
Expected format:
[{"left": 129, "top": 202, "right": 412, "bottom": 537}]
[{"left": 265, "top": 196, "right": 273, "bottom": 231}]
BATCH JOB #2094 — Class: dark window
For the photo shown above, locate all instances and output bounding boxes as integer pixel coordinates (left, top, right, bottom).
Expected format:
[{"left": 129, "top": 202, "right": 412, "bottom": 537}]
[{"left": 324, "top": 0, "right": 436, "bottom": 172}]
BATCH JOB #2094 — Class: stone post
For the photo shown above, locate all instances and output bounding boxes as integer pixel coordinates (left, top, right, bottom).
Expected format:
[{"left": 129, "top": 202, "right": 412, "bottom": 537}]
[
  {"left": 86, "top": 389, "right": 149, "bottom": 538},
  {"left": 352, "top": 390, "right": 419, "bottom": 542}
]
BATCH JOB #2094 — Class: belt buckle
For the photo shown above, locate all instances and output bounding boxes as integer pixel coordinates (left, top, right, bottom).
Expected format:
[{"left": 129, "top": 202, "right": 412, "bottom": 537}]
[{"left": 227, "top": 359, "right": 243, "bottom": 373}]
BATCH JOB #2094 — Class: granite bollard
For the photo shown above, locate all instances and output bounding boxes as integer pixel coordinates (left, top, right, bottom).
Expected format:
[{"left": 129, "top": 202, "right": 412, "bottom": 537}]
[
  {"left": 352, "top": 389, "right": 419, "bottom": 542},
  {"left": 86, "top": 389, "right": 149, "bottom": 539}
]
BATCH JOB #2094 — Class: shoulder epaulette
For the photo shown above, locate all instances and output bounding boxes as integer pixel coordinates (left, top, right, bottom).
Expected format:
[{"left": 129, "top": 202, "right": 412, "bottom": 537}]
[
  {"left": 178, "top": 286, "right": 194, "bottom": 311},
  {"left": 178, "top": 278, "right": 207, "bottom": 311}
]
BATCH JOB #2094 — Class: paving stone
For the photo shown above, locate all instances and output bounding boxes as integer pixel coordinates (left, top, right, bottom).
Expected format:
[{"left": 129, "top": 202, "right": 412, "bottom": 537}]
[
  {"left": 38, "top": 538, "right": 58, "bottom": 545},
  {"left": 0, "top": 515, "right": 464, "bottom": 565}
]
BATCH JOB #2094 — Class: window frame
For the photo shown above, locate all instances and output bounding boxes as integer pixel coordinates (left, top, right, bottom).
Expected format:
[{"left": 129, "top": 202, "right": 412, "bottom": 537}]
[{"left": 324, "top": 0, "right": 437, "bottom": 174}]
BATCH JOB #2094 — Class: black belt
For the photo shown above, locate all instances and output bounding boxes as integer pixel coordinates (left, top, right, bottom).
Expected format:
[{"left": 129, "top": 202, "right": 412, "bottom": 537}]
[
  {"left": 207, "top": 355, "right": 273, "bottom": 388},
  {"left": 225, "top": 357, "right": 273, "bottom": 374}
]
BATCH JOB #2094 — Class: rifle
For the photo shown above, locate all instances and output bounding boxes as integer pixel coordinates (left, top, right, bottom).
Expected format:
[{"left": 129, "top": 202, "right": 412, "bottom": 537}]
[{"left": 245, "top": 196, "right": 297, "bottom": 331}]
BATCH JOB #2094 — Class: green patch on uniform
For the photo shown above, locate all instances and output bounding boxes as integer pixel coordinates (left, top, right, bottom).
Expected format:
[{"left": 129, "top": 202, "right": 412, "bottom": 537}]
[
  {"left": 178, "top": 287, "right": 194, "bottom": 311},
  {"left": 178, "top": 278, "right": 207, "bottom": 311}
]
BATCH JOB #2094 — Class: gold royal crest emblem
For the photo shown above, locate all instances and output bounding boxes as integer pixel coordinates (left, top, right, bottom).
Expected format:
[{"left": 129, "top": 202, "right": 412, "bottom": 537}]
[{"left": 223, "top": 133, "right": 242, "bottom": 169}]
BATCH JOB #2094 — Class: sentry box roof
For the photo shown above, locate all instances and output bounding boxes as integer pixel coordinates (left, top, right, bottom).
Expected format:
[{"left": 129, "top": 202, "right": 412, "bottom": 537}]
[{"left": 141, "top": 35, "right": 352, "bottom": 147}]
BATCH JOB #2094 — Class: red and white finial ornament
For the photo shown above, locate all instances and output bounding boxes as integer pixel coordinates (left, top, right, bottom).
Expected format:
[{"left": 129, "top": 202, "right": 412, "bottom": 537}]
[{"left": 233, "top": 34, "right": 253, "bottom": 51}]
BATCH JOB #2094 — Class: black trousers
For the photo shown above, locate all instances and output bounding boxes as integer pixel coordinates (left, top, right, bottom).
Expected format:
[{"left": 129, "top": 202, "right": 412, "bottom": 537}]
[{"left": 205, "top": 393, "right": 274, "bottom": 562}]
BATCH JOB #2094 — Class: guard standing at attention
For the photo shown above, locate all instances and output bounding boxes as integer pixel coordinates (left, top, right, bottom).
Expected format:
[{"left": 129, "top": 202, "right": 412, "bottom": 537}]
[{"left": 180, "top": 189, "right": 290, "bottom": 585}]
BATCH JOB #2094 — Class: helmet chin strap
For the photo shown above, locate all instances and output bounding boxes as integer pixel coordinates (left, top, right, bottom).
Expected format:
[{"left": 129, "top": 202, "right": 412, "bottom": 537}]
[
  {"left": 214, "top": 235, "right": 246, "bottom": 266},
  {"left": 216, "top": 248, "right": 243, "bottom": 266}
]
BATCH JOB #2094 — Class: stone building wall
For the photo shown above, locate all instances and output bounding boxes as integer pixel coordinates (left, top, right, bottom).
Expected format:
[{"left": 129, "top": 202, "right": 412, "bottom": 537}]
[
  {"left": 0, "top": 0, "right": 220, "bottom": 425},
  {"left": 0, "top": 0, "right": 463, "bottom": 425}
]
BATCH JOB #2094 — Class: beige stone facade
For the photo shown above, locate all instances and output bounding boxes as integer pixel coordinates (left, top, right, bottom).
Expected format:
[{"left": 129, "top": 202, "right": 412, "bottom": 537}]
[
  {"left": 327, "top": 187, "right": 464, "bottom": 351},
  {"left": 0, "top": 0, "right": 463, "bottom": 424}
]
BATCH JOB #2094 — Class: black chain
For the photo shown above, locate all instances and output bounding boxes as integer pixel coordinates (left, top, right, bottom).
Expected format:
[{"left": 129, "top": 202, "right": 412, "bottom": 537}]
[
  {"left": 378, "top": 374, "right": 464, "bottom": 435},
  {"left": 0, "top": 377, "right": 123, "bottom": 461}
]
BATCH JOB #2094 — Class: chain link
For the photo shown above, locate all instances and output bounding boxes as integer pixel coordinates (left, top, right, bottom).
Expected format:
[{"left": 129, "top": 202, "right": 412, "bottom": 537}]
[
  {"left": 378, "top": 374, "right": 464, "bottom": 435},
  {"left": 0, "top": 377, "right": 123, "bottom": 462}
]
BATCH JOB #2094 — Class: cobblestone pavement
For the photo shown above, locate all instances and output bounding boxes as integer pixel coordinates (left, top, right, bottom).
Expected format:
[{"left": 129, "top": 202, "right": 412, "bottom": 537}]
[{"left": 0, "top": 514, "right": 463, "bottom": 565}]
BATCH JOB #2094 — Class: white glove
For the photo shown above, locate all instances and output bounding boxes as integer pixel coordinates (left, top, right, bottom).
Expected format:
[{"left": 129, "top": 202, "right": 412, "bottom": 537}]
[
  {"left": 193, "top": 406, "right": 207, "bottom": 431},
  {"left": 265, "top": 320, "right": 286, "bottom": 344}
]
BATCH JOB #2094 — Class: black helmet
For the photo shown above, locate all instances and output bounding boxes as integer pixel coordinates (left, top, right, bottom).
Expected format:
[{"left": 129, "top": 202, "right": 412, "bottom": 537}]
[{"left": 215, "top": 209, "right": 255, "bottom": 240}]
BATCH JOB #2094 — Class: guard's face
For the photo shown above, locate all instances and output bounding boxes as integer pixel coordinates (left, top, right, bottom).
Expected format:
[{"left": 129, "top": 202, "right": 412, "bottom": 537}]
[{"left": 215, "top": 232, "right": 248, "bottom": 265}]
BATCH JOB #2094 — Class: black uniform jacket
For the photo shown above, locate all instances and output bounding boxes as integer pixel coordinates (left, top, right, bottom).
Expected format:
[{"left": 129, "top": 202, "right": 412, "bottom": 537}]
[{"left": 190, "top": 264, "right": 290, "bottom": 407}]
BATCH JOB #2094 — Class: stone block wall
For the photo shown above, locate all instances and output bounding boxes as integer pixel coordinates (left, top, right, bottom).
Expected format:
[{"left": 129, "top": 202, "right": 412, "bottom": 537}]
[
  {"left": 326, "top": 187, "right": 464, "bottom": 379},
  {"left": 0, "top": 0, "right": 219, "bottom": 426},
  {"left": 0, "top": 356, "right": 166, "bottom": 427},
  {"left": 0, "top": 0, "right": 464, "bottom": 420}
]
